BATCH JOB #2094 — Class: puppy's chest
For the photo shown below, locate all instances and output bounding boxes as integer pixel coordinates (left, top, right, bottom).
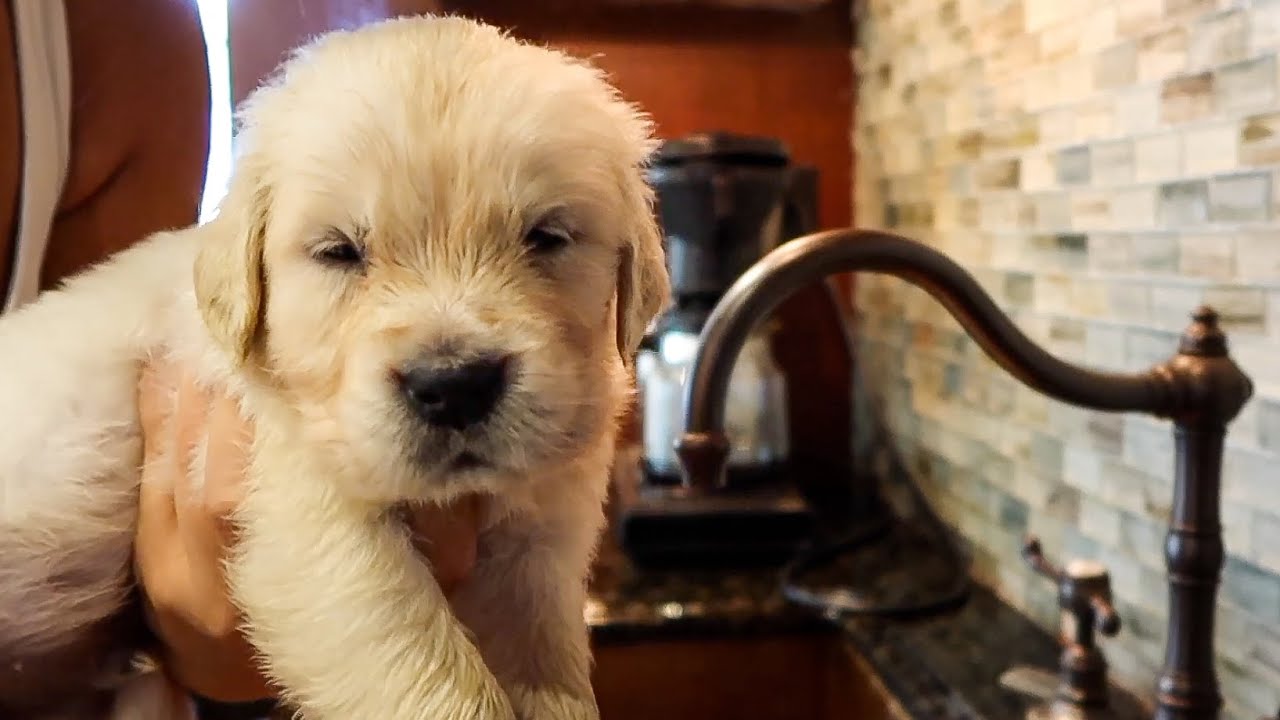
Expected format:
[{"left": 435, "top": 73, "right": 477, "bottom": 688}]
[
  {"left": 474, "top": 466, "right": 611, "bottom": 563},
  {"left": 486, "top": 463, "right": 610, "bottom": 530}
]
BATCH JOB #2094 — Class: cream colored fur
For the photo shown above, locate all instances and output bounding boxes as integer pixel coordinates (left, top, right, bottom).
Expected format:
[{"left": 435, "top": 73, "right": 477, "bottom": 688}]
[{"left": 0, "top": 14, "right": 669, "bottom": 720}]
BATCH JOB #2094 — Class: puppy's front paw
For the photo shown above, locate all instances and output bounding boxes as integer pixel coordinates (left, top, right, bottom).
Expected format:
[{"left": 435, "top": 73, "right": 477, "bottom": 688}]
[{"left": 509, "top": 684, "right": 599, "bottom": 720}]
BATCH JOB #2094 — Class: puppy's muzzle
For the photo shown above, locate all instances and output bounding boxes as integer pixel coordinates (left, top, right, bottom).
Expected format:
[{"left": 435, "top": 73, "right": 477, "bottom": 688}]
[{"left": 397, "top": 354, "right": 512, "bottom": 430}]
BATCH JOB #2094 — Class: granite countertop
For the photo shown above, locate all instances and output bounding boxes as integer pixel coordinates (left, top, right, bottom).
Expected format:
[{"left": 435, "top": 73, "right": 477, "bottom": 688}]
[{"left": 589, "top": 451, "right": 1154, "bottom": 720}]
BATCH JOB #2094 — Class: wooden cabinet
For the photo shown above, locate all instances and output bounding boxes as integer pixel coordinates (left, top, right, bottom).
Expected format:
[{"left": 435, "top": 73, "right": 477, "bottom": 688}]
[{"left": 590, "top": 632, "right": 899, "bottom": 720}]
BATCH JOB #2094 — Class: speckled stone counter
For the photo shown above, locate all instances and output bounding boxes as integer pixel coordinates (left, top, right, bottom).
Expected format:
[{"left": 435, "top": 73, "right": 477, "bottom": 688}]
[{"left": 590, "top": 459, "right": 1154, "bottom": 720}]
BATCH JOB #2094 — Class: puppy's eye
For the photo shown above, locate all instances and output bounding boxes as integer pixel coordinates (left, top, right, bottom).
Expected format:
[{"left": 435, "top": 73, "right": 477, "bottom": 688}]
[
  {"left": 524, "top": 225, "right": 571, "bottom": 254},
  {"left": 313, "top": 236, "right": 365, "bottom": 268}
]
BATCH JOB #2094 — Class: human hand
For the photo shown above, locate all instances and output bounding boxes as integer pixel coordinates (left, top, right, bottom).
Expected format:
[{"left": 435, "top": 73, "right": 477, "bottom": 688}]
[{"left": 133, "top": 355, "right": 484, "bottom": 703}]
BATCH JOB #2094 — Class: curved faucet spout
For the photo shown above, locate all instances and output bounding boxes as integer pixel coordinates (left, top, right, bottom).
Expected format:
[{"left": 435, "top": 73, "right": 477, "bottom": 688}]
[
  {"left": 674, "top": 227, "right": 1181, "bottom": 490},
  {"left": 673, "top": 226, "right": 1254, "bottom": 720}
]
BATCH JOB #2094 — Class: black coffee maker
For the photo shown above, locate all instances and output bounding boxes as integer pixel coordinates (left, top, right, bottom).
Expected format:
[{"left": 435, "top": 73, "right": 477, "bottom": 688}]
[{"left": 620, "top": 131, "right": 822, "bottom": 568}]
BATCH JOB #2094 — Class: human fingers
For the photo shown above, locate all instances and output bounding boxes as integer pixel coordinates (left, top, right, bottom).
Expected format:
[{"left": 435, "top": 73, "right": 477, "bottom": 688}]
[
  {"left": 407, "top": 495, "right": 483, "bottom": 595},
  {"left": 135, "top": 362, "right": 273, "bottom": 702},
  {"left": 134, "top": 357, "right": 183, "bottom": 595},
  {"left": 167, "top": 371, "right": 232, "bottom": 612},
  {"left": 190, "top": 385, "right": 251, "bottom": 551}
]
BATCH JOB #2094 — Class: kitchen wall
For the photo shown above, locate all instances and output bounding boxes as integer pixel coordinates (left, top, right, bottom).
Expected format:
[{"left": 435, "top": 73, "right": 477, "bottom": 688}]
[{"left": 850, "top": 0, "right": 1280, "bottom": 716}]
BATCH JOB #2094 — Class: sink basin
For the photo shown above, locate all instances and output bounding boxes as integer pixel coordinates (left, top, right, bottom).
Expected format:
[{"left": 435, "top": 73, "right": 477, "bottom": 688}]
[{"left": 590, "top": 630, "right": 902, "bottom": 720}]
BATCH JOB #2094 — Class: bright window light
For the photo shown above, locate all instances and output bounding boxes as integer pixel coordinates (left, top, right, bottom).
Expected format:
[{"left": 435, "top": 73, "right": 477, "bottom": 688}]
[{"left": 196, "top": 0, "right": 232, "bottom": 222}]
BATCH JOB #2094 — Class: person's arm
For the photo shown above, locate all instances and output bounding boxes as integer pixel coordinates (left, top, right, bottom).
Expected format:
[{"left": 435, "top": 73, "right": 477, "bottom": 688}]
[
  {"left": 1, "top": 0, "right": 211, "bottom": 296},
  {"left": 1, "top": 0, "right": 23, "bottom": 280},
  {"left": 39, "top": 0, "right": 211, "bottom": 288}
]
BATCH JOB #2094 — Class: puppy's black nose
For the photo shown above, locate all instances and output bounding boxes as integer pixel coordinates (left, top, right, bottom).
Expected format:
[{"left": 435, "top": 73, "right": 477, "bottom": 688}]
[{"left": 399, "top": 355, "right": 511, "bottom": 430}]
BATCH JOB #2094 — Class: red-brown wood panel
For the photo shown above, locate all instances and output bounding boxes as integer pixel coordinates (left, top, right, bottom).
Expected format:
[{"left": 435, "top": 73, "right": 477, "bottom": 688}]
[
  {"left": 231, "top": 0, "right": 853, "bottom": 234},
  {"left": 454, "top": 0, "right": 854, "bottom": 233},
  {"left": 229, "top": 0, "right": 443, "bottom": 106}
]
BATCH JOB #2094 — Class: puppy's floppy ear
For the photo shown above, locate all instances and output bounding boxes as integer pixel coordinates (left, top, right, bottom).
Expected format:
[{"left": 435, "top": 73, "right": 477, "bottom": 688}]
[
  {"left": 193, "top": 162, "right": 269, "bottom": 366},
  {"left": 614, "top": 174, "right": 671, "bottom": 369}
]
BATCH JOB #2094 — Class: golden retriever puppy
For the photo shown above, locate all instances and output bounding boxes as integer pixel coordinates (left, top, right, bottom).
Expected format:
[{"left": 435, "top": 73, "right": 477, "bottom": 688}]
[{"left": 0, "top": 14, "right": 670, "bottom": 720}]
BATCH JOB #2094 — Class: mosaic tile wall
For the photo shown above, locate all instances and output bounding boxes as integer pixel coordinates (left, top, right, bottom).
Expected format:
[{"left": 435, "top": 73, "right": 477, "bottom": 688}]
[{"left": 850, "top": 0, "right": 1280, "bottom": 715}]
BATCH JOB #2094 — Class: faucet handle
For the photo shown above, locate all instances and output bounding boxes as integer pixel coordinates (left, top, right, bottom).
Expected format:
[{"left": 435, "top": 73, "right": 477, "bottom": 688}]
[
  {"left": 1089, "top": 592, "right": 1121, "bottom": 637},
  {"left": 1058, "top": 557, "right": 1123, "bottom": 639},
  {"left": 1022, "top": 537, "right": 1121, "bottom": 635},
  {"left": 1022, "top": 535, "right": 1064, "bottom": 583},
  {"left": 1018, "top": 536, "right": 1122, "bottom": 709}
]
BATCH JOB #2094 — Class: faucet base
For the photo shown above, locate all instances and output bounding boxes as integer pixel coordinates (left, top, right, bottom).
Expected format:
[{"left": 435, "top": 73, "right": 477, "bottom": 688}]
[
  {"left": 1026, "top": 699, "right": 1130, "bottom": 720},
  {"left": 1000, "top": 666, "right": 1156, "bottom": 720}
]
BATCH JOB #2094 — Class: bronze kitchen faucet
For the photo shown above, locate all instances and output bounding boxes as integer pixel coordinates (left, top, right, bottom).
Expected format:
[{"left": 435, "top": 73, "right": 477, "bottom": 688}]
[{"left": 674, "top": 227, "right": 1254, "bottom": 720}]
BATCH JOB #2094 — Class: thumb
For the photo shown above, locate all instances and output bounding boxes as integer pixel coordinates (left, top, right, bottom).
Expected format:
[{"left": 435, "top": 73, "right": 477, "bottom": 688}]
[
  {"left": 408, "top": 496, "right": 482, "bottom": 591},
  {"left": 135, "top": 358, "right": 182, "bottom": 574}
]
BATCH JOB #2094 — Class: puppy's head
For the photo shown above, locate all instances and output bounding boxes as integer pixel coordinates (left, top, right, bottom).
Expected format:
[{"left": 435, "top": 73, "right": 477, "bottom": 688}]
[{"left": 195, "top": 15, "right": 670, "bottom": 502}]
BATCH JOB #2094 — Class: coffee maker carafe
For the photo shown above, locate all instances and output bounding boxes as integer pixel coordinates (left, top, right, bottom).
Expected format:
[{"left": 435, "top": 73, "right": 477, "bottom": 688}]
[
  {"left": 619, "top": 132, "right": 820, "bottom": 568},
  {"left": 637, "top": 132, "right": 815, "bottom": 487}
]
